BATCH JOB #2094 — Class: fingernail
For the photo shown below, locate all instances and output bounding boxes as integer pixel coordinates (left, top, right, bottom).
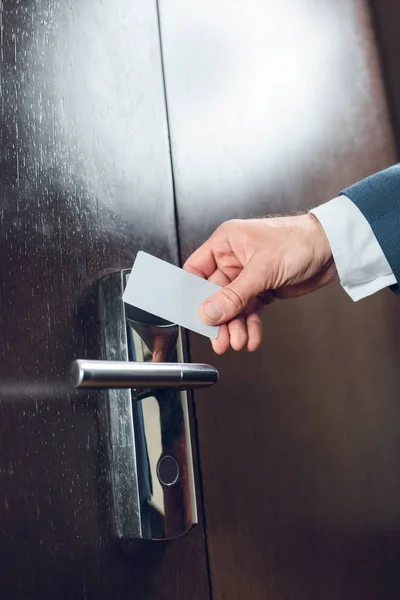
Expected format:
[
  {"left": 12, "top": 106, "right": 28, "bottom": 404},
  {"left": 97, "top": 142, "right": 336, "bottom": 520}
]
[{"left": 202, "top": 301, "right": 224, "bottom": 322}]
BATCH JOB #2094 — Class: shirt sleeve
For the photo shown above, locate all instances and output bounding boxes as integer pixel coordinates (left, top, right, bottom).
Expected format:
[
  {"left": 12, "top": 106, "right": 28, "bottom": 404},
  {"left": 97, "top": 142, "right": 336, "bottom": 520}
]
[{"left": 310, "top": 195, "right": 397, "bottom": 302}]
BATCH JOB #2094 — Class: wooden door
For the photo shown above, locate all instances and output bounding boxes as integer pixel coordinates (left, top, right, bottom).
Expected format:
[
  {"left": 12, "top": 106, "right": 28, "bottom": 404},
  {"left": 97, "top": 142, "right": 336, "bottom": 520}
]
[
  {"left": 0, "top": 1, "right": 210, "bottom": 598},
  {"left": 158, "top": 0, "right": 400, "bottom": 598}
]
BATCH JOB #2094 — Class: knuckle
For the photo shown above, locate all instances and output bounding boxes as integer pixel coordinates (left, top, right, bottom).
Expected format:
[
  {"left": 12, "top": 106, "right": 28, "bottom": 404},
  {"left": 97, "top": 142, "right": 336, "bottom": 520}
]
[
  {"left": 219, "top": 218, "right": 240, "bottom": 232},
  {"left": 221, "top": 287, "right": 245, "bottom": 312}
]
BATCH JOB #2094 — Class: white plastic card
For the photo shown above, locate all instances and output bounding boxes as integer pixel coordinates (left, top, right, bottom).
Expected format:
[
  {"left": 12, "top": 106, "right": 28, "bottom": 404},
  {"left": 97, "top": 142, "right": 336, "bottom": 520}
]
[{"left": 122, "top": 251, "right": 221, "bottom": 339}]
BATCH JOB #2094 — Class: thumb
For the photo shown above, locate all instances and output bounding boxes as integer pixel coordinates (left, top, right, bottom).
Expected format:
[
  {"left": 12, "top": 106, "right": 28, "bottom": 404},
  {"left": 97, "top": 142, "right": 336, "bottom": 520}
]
[{"left": 200, "top": 261, "right": 265, "bottom": 325}]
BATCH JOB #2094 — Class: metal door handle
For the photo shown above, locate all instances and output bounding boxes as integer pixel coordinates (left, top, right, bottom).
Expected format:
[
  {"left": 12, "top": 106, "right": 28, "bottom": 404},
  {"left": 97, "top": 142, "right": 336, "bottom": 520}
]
[{"left": 69, "top": 359, "right": 218, "bottom": 389}]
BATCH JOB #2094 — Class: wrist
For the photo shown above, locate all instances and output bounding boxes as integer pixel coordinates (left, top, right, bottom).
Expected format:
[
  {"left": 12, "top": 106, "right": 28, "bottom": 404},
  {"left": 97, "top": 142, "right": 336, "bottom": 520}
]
[{"left": 304, "top": 213, "right": 334, "bottom": 272}]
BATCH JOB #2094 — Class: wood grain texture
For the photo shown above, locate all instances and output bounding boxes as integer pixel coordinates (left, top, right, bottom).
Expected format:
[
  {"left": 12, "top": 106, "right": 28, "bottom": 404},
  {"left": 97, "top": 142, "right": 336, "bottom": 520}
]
[
  {"left": 159, "top": 0, "right": 400, "bottom": 598},
  {"left": 0, "top": 1, "right": 209, "bottom": 598},
  {"left": 370, "top": 0, "right": 400, "bottom": 151}
]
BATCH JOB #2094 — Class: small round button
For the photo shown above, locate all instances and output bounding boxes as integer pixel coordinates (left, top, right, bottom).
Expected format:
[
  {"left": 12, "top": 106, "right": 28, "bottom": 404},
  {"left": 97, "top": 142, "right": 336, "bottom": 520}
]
[{"left": 157, "top": 455, "right": 180, "bottom": 486}]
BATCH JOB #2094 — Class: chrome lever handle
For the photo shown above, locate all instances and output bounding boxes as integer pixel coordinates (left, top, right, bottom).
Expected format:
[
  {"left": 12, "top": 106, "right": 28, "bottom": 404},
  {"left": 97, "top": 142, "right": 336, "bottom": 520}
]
[{"left": 69, "top": 359, "right": 219, "bottom": 390}]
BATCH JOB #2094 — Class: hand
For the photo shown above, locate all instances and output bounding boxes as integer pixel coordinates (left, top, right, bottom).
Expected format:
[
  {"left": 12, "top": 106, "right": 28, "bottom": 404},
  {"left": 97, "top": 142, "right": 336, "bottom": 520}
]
[{"left": 184, "top": 214, "right": 336, "bottom": 354}]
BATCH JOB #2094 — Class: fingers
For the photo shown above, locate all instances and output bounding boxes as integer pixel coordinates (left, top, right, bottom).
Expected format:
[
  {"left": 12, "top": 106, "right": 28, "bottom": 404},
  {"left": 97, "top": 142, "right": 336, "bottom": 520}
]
[
  {"left": 246, "top": 313, "right": 263, "bottom": 351},
  {"left": 208, "top": 268, "right": 231, "bottom": 287},
  {"left": 185, "top": 237, "right": 266, "bottom": 353},
  {"left": 210, "top": 310, "right": 263, "bottom": 354},
  {"left": 200, "top": 258, "right": 264, "bottom": 325},
  {"left": 228, "top": 316, "right": 248, "bottom": 351},
  {"left": 211, "top": 323, "right": 230, "bottom": 354},
  {"left": 183, "top": 241, "right": 217, "bottom": 279}
]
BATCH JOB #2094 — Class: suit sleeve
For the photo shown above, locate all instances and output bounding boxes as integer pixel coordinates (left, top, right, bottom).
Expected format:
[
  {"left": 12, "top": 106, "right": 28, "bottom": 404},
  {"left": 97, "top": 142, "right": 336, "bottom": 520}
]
[
  {"left": 339, "top": 164, "right": 400, "bottom": 294},
  {"left": 310, "top": 196, "right": 396, "bottom": 301}
]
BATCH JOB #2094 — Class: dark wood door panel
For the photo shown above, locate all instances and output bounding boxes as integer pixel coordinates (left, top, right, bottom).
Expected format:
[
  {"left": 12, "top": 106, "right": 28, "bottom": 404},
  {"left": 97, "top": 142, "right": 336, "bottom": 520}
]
[
  {"left": 159, "top": 0, "right": 400, "bottom": 598},
  {"left": 370, "top": 0, "right": 400, "bottom": 151},
  {"left": 0, "top": 1, "right": 208, "bottom": 598}
]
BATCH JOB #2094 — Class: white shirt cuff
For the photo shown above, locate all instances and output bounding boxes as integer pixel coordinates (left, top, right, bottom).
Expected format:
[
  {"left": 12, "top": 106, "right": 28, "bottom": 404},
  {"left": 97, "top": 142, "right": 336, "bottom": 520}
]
[{"left": 310, "top": 196, "right": 396, "bottom": 302}]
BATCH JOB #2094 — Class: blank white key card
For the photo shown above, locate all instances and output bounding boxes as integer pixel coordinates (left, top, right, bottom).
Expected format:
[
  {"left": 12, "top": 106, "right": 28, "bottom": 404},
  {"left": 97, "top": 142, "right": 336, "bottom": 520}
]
[{"left": 122, "top": 251, "right": 221, "bottom": 339}]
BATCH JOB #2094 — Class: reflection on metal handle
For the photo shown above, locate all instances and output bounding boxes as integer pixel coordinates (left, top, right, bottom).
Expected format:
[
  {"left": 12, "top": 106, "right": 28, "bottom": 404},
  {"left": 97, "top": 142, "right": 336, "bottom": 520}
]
[{"left": 69, "top": 359, "right": 218, "bottom": 390}]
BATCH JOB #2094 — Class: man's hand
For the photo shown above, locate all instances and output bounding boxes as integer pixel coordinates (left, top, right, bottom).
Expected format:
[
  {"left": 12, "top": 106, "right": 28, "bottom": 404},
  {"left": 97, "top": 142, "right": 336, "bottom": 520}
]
[{"left": 183, "top": 214, "right": 336, "bottom": 354}]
